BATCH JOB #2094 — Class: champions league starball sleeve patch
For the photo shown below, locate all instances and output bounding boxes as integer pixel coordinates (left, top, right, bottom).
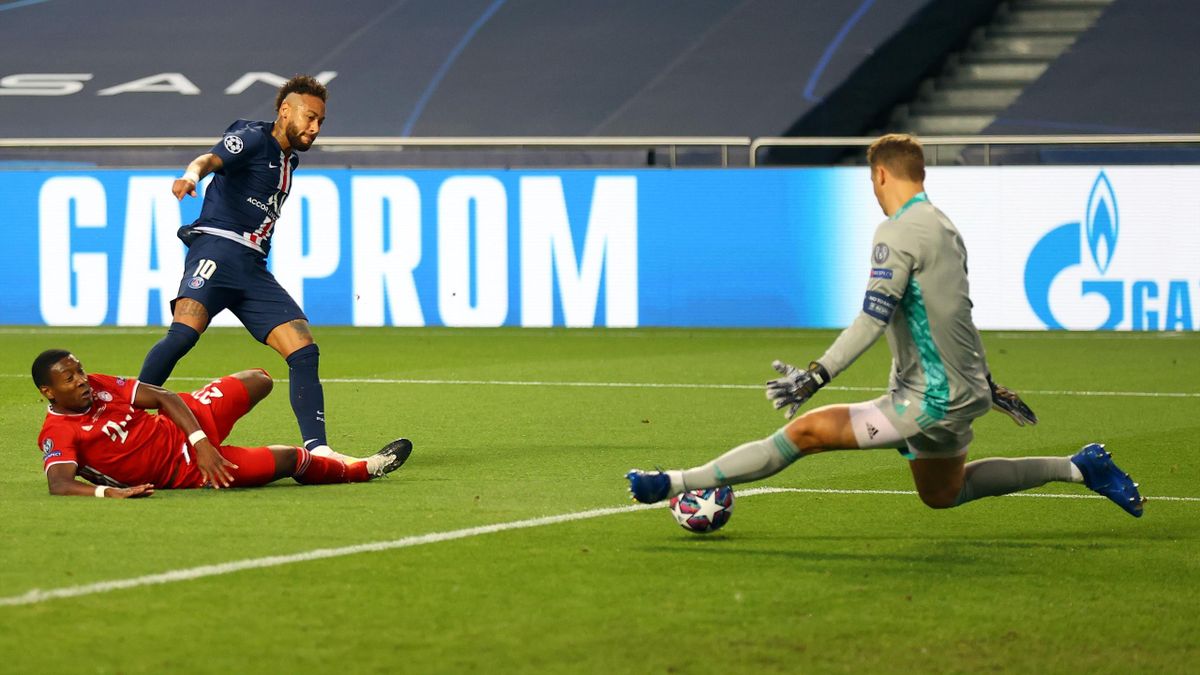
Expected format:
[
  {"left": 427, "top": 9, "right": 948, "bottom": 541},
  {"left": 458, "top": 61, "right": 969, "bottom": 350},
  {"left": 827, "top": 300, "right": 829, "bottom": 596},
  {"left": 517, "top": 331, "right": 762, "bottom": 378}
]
[{"left": 872, "top": 242, "right": 890, "bottom": 265}]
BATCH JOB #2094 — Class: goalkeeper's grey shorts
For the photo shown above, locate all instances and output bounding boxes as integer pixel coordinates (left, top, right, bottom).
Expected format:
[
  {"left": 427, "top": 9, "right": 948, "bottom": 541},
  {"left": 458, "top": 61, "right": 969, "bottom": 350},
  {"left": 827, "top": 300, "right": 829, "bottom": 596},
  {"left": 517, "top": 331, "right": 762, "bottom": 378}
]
[{"left": 847, "top": 390, "right": 988, "bottom": 459}]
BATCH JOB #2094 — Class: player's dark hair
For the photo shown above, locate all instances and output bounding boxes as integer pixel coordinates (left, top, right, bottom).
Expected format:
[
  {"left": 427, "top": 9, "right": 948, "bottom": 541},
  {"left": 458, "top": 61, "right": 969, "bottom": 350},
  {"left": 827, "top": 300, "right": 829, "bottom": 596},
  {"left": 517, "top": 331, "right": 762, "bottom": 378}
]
[
  {"left": 275, "top": 74, "right": 328, "bottom": 111},
  {"left": 32, "top": 349, "right": 72, "bottom": 388},
  {"left": 867, "top": 133, "right": 926, "bottom": 182}
]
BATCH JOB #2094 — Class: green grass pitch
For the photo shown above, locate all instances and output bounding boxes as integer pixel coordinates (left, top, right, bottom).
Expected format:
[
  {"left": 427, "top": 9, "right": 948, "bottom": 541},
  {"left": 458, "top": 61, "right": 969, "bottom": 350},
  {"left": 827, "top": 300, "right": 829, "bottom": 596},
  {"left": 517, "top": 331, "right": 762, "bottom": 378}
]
[{"left": 1, "top": 327, "right": 1197, "bottom": 673}]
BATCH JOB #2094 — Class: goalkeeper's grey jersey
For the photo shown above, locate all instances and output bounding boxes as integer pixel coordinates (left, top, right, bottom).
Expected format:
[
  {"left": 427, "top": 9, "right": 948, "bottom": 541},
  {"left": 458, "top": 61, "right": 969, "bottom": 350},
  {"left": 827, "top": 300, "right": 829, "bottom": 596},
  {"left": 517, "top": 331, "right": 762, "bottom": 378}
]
[{"left": 817, "top": 193, "right": 991, "bottom": 422}]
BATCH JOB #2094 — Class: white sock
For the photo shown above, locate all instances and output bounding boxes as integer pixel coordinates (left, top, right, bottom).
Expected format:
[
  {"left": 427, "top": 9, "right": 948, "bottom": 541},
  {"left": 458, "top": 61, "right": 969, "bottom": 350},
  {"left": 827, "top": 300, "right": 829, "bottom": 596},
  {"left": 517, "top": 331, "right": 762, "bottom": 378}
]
[
  {"left": 1068, "top": 460, "right": 1084, "bottom": 483},
  {"left": 666, "top": 470, "right": 684, "bottom": 494},
  {"left": 310, "top": 445, "right": 363, "bottom": 463}
]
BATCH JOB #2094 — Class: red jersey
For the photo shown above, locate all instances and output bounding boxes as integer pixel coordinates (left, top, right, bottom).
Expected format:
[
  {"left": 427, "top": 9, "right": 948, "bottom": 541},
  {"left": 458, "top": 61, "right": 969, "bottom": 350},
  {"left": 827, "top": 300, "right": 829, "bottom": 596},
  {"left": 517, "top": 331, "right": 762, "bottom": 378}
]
[{"left": 38, "top": 374, "right": 196, "bottom": 488}]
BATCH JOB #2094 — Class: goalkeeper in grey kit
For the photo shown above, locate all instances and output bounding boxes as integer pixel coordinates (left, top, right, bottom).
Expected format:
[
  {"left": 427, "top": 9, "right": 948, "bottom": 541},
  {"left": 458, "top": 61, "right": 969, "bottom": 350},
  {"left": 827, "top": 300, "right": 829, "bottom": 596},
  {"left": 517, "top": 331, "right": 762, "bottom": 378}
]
[{"left": 627, "top": 133, "right": 1145, "bottom": 517}]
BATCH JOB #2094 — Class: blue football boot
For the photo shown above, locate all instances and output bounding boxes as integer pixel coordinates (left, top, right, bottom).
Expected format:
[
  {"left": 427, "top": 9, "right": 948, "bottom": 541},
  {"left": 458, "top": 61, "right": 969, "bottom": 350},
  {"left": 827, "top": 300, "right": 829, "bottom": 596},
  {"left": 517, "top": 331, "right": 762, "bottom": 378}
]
[
  {"left": 626, "top": 469, "right": 672, "bottom": 504},
  {"left": 1070, "top": 443, "right": 1144, "bottom": 517}
]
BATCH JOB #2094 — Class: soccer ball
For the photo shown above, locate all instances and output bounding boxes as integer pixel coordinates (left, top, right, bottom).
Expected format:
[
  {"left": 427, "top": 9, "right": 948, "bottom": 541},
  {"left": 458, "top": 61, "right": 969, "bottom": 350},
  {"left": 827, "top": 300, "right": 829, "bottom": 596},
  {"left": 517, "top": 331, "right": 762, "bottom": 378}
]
[{"left": 669, "top": 486, "right": 734, "bottom": 533}]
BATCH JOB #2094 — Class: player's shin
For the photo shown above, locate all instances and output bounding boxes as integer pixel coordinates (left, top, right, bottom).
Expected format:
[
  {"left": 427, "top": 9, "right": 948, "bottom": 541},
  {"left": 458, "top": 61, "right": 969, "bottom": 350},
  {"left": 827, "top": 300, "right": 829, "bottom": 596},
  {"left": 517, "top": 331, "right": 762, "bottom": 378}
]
[
  {"left": 286, "top": 344, "right": 328, "bottom": 450},
  {"left": 680, "top": 429, "right": 803, "bottom": 492},
  {"left": 953, "top": 456, "right": 1078, "bottom": 506},
  {"left": 139, "top": 322, "right": 200, "bottom": 385}
]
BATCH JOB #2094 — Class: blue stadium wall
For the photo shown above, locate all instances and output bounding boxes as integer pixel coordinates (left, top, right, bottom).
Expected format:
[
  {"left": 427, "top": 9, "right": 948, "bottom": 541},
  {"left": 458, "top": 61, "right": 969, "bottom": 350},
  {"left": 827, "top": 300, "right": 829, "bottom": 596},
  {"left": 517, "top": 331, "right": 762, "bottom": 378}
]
[{"left": 2, "top": 167, "right": 1197, "bottom": 331}]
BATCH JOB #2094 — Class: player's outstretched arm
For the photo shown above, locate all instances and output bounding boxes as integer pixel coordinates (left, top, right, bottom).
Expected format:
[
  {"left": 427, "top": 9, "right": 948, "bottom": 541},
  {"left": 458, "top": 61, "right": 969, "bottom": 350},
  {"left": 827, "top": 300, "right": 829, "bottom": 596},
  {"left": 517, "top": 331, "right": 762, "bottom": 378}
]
[
  {"left": 133, "top": 382, "right": 238, "bottom": 488},
  {"left": 172, "top": 153, "right": 223, "bottom": 200},
  {"left": 45, "top": 463, "right": 154, "bottom": 498},
  {"left": 987, "top": 374, "right": 1038, "bottom": 426}
]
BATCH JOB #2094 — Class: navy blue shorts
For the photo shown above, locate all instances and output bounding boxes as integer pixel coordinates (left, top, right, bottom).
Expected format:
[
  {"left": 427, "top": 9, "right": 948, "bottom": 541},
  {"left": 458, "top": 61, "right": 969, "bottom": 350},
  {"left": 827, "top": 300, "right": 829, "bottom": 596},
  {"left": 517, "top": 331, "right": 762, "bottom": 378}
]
[{"left": 175, "top": 234, "right": 306, "bottom": 343}]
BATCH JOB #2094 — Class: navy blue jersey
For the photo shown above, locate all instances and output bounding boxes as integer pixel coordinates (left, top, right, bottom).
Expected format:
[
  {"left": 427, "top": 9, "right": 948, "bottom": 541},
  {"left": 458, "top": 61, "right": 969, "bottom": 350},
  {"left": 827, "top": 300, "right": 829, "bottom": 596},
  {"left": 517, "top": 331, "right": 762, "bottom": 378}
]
[{"left": 180, "top": 119, "right": 299, "bottom": 256}]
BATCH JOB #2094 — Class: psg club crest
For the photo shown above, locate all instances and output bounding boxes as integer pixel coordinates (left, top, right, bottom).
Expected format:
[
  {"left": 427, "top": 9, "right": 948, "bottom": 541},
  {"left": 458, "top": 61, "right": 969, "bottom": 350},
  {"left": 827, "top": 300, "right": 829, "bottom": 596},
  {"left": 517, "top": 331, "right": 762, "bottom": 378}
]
[{"left": 188, "top": 277, "right": 205, "bottom": 289}]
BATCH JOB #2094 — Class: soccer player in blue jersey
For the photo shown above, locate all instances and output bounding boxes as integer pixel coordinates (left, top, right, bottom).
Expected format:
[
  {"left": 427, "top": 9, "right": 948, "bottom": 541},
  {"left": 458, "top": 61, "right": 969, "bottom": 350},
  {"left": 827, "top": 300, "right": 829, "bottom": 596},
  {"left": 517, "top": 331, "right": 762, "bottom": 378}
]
[{"left": 140, "top": 75, "right": 392, "bottom": 464}]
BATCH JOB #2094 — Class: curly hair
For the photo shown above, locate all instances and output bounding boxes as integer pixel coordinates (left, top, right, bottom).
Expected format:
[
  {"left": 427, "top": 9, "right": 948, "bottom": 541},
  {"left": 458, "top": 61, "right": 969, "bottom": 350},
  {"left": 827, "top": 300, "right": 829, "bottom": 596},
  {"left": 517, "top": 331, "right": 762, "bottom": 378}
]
[
  {"left": 32, "top": 348, "right": 72, "bottom": 387},
  {"left": 274, "top": 75, "right": 328, "bottom": 111}
]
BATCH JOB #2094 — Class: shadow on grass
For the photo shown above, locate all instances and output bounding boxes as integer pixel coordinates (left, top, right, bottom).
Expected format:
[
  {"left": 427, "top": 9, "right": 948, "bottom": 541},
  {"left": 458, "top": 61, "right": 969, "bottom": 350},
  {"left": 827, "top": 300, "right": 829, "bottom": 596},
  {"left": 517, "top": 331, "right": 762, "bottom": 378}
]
[{"left": 633, "top": 528, "right": 1182, "bottom": 568}]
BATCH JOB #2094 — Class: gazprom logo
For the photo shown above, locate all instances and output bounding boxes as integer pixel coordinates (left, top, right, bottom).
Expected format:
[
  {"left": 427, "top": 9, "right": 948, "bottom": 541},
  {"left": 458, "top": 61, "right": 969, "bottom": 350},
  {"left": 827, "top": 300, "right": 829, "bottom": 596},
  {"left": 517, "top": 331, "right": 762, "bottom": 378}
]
[
  {"left": 1024, "top": 171, "right": 1195, "bottom": 331},
  {"left": 1085, "top": 172, "right": 1118, "bottom": 275}
]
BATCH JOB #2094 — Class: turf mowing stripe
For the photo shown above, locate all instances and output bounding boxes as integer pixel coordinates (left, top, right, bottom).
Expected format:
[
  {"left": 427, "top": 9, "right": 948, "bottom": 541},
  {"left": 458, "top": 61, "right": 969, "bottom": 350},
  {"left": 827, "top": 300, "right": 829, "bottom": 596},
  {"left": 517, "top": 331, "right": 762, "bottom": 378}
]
[
  {"left": 1, "top": 486, "right": 1196, "bottom": 608},
  {"left": 3, "top": 373, "right": 1197, "bottom": 398}
]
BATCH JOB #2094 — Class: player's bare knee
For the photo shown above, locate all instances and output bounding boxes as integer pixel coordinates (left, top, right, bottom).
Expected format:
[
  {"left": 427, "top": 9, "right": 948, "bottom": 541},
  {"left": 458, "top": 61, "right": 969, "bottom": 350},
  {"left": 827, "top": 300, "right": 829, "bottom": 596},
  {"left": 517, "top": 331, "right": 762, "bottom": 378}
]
[
  {"left": 917, "top": 487, "right": 960, "bottom": 509},
  {"left": 235, "top": 368, "right": 274, "bottom": 405},
  {"left": 783, "top": 417, "right": 821, "bottom": 451},
  {"left": 172, "top": 298, "right": 211, "bottom": 332},
  {"left": 785, "top": 411, "right": 846, "bottom": 452}
]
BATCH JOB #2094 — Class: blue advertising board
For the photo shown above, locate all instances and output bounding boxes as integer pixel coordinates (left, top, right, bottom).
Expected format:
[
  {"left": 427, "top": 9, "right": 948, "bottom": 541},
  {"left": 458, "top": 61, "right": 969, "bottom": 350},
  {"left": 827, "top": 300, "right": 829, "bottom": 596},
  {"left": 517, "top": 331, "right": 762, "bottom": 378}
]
[
  {"left": 0, "top": 169, "right": 861, "bottom": 329},
  {"left": 4, "top": 166, "right": 1197, "bottom": 331}
]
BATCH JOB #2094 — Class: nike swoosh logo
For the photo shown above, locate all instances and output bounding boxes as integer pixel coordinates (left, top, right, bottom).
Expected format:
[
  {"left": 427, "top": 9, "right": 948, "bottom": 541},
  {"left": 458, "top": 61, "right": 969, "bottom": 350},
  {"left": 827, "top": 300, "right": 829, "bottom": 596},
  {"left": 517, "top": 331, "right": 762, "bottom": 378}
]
[{"left": 268, "top": 163, "right": 280, "bottom": 168}]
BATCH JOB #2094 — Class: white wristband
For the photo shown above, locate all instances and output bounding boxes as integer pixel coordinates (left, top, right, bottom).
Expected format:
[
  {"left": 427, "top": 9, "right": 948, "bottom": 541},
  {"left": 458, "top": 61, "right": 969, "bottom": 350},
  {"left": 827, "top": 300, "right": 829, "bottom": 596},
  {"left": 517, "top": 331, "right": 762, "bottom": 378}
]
[
  {"left": 94, "top": 485, "right": 109, "bottom": 498},
  {"left": 181, "top": 170, "right": 200, "bottom": 184},
  {"left": 188, "top": 429, "right": 208, "bottom": 446}
]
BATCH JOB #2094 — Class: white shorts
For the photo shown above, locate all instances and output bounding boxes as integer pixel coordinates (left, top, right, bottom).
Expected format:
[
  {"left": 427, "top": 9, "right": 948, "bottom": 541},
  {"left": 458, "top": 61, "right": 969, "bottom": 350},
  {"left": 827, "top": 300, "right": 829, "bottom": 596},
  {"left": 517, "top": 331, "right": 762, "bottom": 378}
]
[{"left": 847, "top": 391, "right": 977, "bottom": 459}]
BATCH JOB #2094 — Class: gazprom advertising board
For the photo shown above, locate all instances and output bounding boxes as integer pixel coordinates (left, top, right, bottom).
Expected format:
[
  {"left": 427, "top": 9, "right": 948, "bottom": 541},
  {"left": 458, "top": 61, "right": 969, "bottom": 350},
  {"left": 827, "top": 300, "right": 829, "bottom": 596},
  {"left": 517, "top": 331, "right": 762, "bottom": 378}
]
[{"left": 0, "top": 167, "right": 1195, "bottom": 331}]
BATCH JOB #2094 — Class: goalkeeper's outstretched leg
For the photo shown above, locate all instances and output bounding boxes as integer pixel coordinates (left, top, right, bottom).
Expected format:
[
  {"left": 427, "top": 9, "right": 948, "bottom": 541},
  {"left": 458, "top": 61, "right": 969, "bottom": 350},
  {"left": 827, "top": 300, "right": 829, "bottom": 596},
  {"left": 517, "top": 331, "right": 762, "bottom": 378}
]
[
  {"left": 627, "top": 395, "right": 1144, "bottom": 517},
  {"left": 627, "top": 404, "right": 858, "bottom": 504}
]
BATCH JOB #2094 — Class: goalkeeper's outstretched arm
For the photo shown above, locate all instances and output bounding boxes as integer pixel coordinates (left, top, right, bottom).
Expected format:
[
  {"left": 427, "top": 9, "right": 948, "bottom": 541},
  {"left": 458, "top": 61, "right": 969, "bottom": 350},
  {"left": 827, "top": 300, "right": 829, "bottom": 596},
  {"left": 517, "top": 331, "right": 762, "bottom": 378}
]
[{"left": 987, "top": 373, "right": 1038, "bottom": 426}]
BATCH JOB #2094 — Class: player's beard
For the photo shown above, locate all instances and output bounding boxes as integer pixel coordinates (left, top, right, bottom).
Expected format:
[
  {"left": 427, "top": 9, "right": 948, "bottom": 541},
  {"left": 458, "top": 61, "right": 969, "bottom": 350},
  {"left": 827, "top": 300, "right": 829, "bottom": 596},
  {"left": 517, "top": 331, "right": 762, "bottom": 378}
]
[{"left": 287, "top": 121, "right": 315, "bottom": 152}]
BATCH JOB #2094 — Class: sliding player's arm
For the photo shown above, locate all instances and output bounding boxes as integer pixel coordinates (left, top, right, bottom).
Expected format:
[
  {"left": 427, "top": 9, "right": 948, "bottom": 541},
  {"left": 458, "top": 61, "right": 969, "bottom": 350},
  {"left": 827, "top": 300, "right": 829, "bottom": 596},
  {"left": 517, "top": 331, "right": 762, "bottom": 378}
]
[
  {"left": 172, "top": 153, "right": 223, "bottom": 200},
  {"left": 767, "top": 222, "right": 913, "bottom": 417},
  {"left": 132, "top": 381, "right": 238, "bottom": 488},
  {"left": 45, "top": 463, "right": 153, "bottom": 498}
]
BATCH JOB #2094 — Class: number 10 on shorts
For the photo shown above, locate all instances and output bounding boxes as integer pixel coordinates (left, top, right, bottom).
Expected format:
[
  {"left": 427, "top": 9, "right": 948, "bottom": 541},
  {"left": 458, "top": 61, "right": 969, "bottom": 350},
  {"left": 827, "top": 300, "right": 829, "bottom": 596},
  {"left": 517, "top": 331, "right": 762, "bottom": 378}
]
[{"left": 193, "top": 259, "right": 217, "bottom": 280}]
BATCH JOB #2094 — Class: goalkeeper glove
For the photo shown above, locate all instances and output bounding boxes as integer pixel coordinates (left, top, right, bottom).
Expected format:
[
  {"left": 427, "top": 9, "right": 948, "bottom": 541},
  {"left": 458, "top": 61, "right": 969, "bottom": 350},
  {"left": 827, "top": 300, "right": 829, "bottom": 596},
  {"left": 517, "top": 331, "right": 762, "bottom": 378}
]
[
  {"left": 766, "top": 360, "right": 831, "bottom": 419},
  {"left": 988, "top": 374, "right": 1038, "bottom": 426}
]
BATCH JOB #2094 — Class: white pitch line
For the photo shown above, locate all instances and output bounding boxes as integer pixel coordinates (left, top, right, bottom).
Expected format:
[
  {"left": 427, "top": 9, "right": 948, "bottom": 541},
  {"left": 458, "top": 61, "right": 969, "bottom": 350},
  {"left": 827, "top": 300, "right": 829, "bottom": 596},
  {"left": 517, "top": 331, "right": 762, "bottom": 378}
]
[
  {"left": 779, "top": 487, "right": 1200, "bottom": 502},
  {"left": 3, "top": 373, "right": 1196, "bottom": 398},
  {"left": 1, "top": 486, "right": 1196, "bottom": 608}
]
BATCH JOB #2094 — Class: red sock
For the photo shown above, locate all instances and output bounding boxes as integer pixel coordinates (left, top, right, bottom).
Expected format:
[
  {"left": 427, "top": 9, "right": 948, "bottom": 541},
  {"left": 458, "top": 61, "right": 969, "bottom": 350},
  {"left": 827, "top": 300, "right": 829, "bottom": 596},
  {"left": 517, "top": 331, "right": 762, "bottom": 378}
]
[{"left": 292, "top": 447, "right": 370, "bottom": 484}]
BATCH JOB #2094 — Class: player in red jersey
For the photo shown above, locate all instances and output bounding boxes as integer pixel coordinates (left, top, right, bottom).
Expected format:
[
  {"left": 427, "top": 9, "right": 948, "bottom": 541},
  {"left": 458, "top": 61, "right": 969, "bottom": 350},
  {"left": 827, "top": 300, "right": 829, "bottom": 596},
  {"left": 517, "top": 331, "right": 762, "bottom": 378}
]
[{"left": 32, "top": 349, "right": 412, "bottom": 498}]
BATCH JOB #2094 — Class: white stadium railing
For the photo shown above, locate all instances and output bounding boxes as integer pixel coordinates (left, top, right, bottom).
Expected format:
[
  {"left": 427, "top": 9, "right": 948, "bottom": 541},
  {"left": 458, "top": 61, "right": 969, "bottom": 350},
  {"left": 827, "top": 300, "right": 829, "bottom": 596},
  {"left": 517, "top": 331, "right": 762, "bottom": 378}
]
[
  {"left": 0, "top": 136, "right": 752, "bottom": 168},
  {"left": 3, "top": 134, "right": 1200, "bottom": 167},
  {"left": 749, "top": 134, "right": 1200, "bottom": 166}
]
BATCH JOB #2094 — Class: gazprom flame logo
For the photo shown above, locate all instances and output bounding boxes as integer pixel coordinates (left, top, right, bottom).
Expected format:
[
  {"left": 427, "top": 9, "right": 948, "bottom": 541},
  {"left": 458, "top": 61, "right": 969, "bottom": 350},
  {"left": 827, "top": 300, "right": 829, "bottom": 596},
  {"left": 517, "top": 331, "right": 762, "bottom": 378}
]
[
  {"left": 1024, "top": 171, "right": 1123, "bottom": 329},
  {"left": 1085, "top": 172, "right": 1118, "bottom": 275}
]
